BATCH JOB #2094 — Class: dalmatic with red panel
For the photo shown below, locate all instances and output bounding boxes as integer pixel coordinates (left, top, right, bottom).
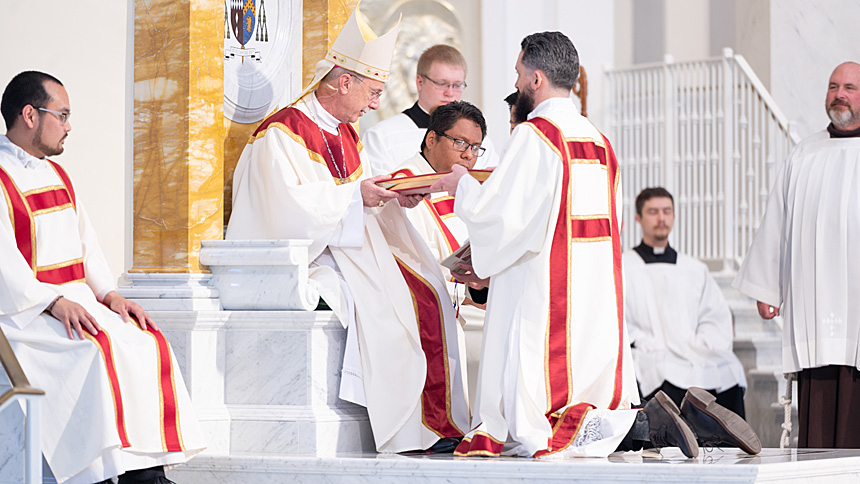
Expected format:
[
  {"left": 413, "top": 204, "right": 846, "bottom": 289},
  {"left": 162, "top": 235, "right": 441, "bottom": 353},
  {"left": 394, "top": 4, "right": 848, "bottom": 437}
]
[
  {"left": 0, "top": 145, "right": 204, "bottom": 484},
  {"left": 451, "top": 101, "right": 638, "bottom": 458}
]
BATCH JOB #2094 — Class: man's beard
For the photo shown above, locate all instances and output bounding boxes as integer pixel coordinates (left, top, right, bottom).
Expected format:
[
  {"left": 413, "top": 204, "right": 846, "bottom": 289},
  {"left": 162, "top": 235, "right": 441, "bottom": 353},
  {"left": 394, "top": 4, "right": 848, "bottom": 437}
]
[
  {"left": 827, "top": 99, "right": 860, "bottom": 130},
  {"left": 33, "top": 123, "right": 64, "bottom": 157},
  {"left": 514, "top": 87, "right": 536, "bottom": 123}
]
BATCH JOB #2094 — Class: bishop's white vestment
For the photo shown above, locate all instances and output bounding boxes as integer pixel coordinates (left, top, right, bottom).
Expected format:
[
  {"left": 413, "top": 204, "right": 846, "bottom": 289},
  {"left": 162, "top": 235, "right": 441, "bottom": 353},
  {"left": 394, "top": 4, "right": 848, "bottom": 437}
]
[
  {"left": 226, "top": 93, "right": 469, "bottom": 452},
  {"left": 392, "top": 153, "right": 486, "bottom": 406},
  {"left": 733, "top": 130, "right": 860, "bottom": 373},
  {"left": 451, "top": 98, "right": 639, "bottom": 458},
  {"left": 623, "top": 245, "right": 747, "bottom": 397},
  {"left": 0, "top": 135, "right": 205, "bottom": 484},
  {"left": 362, "top": 103, "right": 499, "bottom": 177}
]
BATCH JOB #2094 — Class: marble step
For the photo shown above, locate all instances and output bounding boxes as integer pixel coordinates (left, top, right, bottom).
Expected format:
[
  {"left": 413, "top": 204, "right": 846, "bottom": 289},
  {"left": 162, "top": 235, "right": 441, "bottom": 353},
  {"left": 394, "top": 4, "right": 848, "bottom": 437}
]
[{"left": 164, "top": 448, "right": 860, "bottom": 484}]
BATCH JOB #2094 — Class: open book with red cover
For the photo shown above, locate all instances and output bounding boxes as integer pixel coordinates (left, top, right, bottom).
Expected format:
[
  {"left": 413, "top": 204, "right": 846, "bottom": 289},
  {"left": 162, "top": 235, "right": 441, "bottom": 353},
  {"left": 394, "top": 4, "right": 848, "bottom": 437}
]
[{"left": 376, "top": 170, "right": 493, "bottom": 196}]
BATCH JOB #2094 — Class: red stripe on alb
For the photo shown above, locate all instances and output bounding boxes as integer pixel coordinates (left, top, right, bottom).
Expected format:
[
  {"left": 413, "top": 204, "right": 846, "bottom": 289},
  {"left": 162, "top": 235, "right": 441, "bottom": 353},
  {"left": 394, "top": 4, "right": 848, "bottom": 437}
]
[
  {"left": 48, "top": 161, "right": 76, "bottom": 208},
  {"left": 602, "top": 135, "right": 625, "bottom": 409},
  {"left": 37, "top": 262, "right": 84, "bottom": 284},
  {"left": 527, "top": 117, "right": 572, "bottom": 415},
  {"left": 25, "top": 188, "right": 71, "bottom": 212},
  {"left": 534, "top": 403, "right": 595, "bottom": 457},
  {"left": 395, "top": 259, "right": 463, "bottom": 438},
  {"left": 145, "top": 327, "right": 183, "bottom": 451},
  {"left": 0, "top": 166, "right": 34, "bottom": 269},
  {"left": 89, "top": 330, "right": 131, "bottom": 447},
  {"left": 571, "top": 219, "right": 611, "bottom": 239}
]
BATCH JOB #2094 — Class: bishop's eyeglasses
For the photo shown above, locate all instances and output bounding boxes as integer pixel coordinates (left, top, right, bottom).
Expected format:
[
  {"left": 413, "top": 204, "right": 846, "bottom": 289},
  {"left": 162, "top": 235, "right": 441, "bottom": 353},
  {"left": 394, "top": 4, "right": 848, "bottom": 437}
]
[{"left": 435, "top": 131, "right": 486, "bottom": 157}]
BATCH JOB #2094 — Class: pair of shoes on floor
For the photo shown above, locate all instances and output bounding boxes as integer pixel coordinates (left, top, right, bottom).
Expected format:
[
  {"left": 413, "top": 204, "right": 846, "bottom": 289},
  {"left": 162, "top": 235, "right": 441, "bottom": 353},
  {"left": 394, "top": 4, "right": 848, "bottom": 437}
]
[{"left": 644, "top": 386, "right": 762, "bottom": 459}]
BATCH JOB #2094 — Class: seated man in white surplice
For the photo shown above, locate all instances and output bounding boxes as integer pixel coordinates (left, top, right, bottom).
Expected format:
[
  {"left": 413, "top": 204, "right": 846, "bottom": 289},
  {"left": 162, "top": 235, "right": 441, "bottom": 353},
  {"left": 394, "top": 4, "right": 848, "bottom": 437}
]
[{"left": 0, "top": 71, "right": 205, "bottom": 484}]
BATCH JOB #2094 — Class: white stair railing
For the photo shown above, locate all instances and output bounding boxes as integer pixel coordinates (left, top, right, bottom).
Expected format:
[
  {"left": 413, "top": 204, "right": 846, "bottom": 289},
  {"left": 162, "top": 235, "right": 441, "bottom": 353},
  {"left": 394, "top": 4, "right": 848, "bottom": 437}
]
[{"left": 605, "top": 48, "right": 800, "bottom": 268}]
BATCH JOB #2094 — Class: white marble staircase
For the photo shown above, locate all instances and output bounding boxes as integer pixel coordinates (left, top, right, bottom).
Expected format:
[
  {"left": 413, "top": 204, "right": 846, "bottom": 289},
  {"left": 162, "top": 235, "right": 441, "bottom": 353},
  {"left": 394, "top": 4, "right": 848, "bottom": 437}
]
[{"left": 714, "top": 272, "right": 798, "bottom": 448}]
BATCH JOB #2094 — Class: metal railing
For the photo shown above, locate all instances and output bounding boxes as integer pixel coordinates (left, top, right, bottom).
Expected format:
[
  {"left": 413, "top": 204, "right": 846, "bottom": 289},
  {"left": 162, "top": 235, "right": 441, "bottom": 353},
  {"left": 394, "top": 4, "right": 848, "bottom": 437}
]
[
  {"left": 0, "top": 327, "right": 44, "bottom": 484},
  {"left": 605, "top": 48, "right": 800, "bottom": 268}
]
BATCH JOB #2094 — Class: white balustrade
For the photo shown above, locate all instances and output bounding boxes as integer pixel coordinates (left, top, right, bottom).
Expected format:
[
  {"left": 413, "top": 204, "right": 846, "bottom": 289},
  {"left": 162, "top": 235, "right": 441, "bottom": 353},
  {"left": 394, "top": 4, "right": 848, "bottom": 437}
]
[{"left": 605, "top": 48, "right": 799, "bottom": 268}]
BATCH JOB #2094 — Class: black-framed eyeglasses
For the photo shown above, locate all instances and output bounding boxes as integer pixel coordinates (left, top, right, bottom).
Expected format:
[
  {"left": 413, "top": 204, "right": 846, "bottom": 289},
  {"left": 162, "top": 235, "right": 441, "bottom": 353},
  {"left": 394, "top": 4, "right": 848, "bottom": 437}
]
[
  {"left": 435, "top": 131, "right": 485, "bottom": 157},
  {"left": 350, "top": 75, "right": 382, "bottom": 102},
  {"left": 421, "top": 75, "right": 467, "bottom": 92},
  {"left": 37, "top": 107, "right": 71, "bottom": 125}
]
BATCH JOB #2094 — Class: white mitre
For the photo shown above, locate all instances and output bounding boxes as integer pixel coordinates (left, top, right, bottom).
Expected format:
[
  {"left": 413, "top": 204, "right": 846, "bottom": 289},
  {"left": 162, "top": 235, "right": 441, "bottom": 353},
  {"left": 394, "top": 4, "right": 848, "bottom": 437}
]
[{"left": 291, "top": 3, "right": 400, "bottom": 105}]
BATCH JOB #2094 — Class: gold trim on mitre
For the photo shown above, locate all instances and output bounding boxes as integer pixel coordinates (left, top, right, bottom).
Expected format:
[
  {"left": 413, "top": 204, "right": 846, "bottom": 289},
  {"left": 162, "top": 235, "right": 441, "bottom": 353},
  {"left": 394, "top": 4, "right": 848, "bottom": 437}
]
[{"left": 290, "top": 3, "right": 400, "bottom": 106}]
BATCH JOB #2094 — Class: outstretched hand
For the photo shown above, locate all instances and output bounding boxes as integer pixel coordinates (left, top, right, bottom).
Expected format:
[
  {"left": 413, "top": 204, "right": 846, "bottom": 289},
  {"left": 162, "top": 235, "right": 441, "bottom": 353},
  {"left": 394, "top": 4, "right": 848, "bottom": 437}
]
[
  {"left": 451, "top": 262, "right": 490, "bottom": 289},
  {"left": 103, "top": 291, "right": 159, "bottom": 332},
  {"left": 428, "top": 164, "right": 468, "bottom": 196}
]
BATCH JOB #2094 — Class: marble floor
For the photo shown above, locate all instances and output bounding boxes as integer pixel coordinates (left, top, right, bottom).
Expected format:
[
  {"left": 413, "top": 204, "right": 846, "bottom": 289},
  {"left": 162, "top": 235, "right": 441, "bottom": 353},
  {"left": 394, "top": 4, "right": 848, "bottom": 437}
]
[{"left": 165, "top": 448, "right": 860, "bottom": 483}]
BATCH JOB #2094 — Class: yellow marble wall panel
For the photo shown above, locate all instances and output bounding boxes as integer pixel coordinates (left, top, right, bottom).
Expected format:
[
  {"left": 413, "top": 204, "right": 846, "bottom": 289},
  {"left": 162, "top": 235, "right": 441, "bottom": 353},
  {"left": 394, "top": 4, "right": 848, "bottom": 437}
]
[
  {"left": 302, "top": 0, "right": 361, "bottom": 86},
  {"left": 132, "top": 0, "right": 224, "bottom": 273},
  {"left": 223, "top": 118, "right": 257, "bottom": 225}
]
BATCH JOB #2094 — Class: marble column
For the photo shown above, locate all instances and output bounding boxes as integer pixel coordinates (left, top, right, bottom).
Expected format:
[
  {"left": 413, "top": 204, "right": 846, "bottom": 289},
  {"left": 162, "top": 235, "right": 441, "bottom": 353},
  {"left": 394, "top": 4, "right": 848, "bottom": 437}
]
[
  {"left": 124, "top": 0, "right": 224, "bottom": 310},
  {"left": 132, "top": 0, "right": 224, "bottom": 274}
]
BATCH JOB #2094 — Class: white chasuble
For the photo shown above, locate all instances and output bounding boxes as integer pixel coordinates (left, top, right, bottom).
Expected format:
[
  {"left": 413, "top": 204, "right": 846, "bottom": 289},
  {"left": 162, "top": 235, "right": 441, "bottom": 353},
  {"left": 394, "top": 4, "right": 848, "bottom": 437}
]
[
  {"left": 226, "top": 95, "right": 469, "bottom": 452},
  {"left": 451, "top": 98, "right": 639, "bottom": 458},
  {"left": 0, "top": 135, "right": 205, "bottom": 484},
  {"left": 623, "top": 249, "right": 747, "bottom": 396},
  {"left": 734, "top": 131, "right": 860, "bottom": 373}
]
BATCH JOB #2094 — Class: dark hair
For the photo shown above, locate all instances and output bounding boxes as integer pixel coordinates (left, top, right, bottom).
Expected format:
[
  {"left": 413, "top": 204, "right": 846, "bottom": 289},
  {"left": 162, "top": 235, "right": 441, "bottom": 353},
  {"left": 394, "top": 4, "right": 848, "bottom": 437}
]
[
  {"left": 504, "top": 92, "right": 518, "bottom": 109},
  {"left": 520, "top": 32, "right": 579, "bottom": 91},
  {"left": 635, "top": 187, "right": 674, "bottom": 216},
  {"left": 1, "top": 71, "right": 64, "bottom": 130},
  {"left": 421, "top": 101, "right": 487, "bottom": 152}
]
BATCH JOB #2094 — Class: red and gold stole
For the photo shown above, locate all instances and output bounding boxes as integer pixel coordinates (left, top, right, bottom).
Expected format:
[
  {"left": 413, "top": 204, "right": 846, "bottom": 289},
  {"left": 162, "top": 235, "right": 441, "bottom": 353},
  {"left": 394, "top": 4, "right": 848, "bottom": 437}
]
[
  {"left": 0, "top": 160, "right": 84, "bottom": 284},
  {"left": 252, "top": 107, "right": 363, "bottom": 184}
]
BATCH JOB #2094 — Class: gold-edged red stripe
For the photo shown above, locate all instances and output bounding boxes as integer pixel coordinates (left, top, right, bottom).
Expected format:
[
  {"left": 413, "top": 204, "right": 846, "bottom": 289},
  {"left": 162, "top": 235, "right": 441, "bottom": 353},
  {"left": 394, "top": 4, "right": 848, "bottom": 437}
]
[
  {"left": 143, "top": 326, "right": 184, "bottom": 452},
  {"left": 25, "top": 187, "right": 71, "bottom": 213},
  {"left": 85, "top": 329, "right": 131, "bottom": 448},
  {"left": 526, "top": 117, "right": 573, "bottom": 416},
  {"left": 424, "top": 196, "right": 461, "bottom": 255},
  {"left": 570, "top": 218, "right": 611, "bottom": 240},
  {"left": 48, "top": 161, "right": 77, "bottom": 209},
  {"left": 600, "top": 134, "right": 625, "bottom": 409},
  {"left": 0, "top": 165, "right": 35, "bottom": 272},
  {"left": 37, "top": 260, "right": 85, "bottom": 284},
  {"left": 453, "top": 430, "right": 505, "bottom": 457},
  {"left": 534, "top": 403, "right": 594, "bottom": 457},
  {"left": 394, "top": 256, "right": 464, "bottom": 438}
]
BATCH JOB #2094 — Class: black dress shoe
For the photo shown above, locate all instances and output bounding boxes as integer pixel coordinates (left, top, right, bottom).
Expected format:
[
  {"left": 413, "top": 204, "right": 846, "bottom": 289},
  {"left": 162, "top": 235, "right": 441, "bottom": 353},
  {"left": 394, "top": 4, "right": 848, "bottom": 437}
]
[
  {"left": 426, "top": 437, "right": 462, "bottom": 454},
  {"left": 681, "top": 387, "right": 762, "bottom": 455},
  {"left": 643, "top": 390, "right": 699, "bottom": 458}
]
